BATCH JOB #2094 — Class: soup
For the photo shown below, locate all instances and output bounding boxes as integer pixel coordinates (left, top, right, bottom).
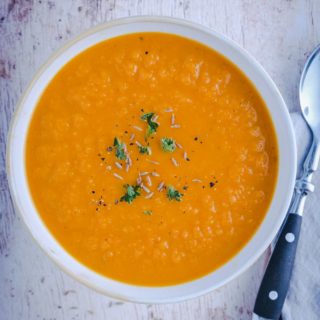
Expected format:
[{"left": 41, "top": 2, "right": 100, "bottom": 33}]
[{"left": 26, "top": 33, "right": 278, "bottom": 286}]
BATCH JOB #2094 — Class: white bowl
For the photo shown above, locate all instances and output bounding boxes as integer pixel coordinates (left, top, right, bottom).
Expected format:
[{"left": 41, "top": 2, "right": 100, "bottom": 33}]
[{"left": 6, "top": 16, "right": 296, "bottom": 303}]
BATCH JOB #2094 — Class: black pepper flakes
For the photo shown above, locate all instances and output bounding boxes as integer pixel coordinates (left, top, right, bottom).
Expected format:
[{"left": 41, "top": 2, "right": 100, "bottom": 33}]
[
  {"left": 209, "top": 182, "right": 215, "bottom": 188},
  {"left": 145, "top": 51, "right": 149, "bottom": 55},
  {"left": 194, "top": 137, "right": 198, "bottom": 141},
  {"left": 106, "top": 146, "right": 113, "bottom": 152}
]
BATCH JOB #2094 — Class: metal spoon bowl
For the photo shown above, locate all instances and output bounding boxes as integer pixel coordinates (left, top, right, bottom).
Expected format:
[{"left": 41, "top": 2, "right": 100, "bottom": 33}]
[{"left": 300, "top": 45, "right": 320, "bottom": 135}]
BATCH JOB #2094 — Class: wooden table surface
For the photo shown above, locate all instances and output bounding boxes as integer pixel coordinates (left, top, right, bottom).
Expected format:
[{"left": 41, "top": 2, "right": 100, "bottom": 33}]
[{"left": 1, "top": 1, "right": 319, "bottom": 319}]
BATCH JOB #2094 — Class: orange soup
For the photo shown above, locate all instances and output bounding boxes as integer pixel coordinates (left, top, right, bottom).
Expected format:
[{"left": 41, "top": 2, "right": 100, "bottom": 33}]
[{"left": 26, "top": 33, "right": 278, "bottom": 286}]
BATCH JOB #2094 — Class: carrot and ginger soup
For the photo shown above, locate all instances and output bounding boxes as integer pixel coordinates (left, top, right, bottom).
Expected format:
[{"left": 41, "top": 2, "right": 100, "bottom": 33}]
[{"left": 26, "top": 33, "right": 278, "bottom": 286}]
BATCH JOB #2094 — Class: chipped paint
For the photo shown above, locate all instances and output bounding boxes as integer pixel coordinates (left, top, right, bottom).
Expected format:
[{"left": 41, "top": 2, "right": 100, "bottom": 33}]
[
  {"left": 0, "top": 59, "right": 9, "bottom": 78},
  {"left": 6, "top": 0, "right": 33, "bottom": 22}
]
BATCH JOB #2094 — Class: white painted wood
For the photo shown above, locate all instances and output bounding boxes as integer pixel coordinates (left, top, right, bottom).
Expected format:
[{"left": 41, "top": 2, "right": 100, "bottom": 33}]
[{"left": 1, "top": 1, "right": 319, "bottom": 319}]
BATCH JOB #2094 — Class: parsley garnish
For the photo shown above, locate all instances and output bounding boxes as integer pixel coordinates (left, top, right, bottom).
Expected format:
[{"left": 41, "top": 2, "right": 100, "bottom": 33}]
[
  {"left": 143, "top": 210, "right": 153, "bottom": 215},
  {"left": 141, "top": 112, "right": 159, "bottom": 137},
  {"left": 138, "top": 145, "right": 151, "bottom": 155},
  {"left": 120, "top": 184, "right": 141, "bottom": 204},
  {"left": 161, "top": 137, "right": 176, "bottom": 152},
  {"left": 113, "top": 137, "right": 127, "bottom": 160},
  {"left": 167, "top": 186, "right": 183, "bottom": 202}
]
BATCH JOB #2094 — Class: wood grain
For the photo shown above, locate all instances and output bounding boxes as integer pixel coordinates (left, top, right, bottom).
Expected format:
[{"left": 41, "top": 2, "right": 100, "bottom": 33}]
[{"left": 1, "top": 1, "right": 319, "bottom": 319}]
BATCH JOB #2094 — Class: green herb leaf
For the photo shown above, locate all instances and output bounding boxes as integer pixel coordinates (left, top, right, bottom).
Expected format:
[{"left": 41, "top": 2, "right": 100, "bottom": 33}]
[
  {"left": 113, "top": 137, "right": 127, "bottom": 160},
  {"left": 141, "top": 112, "right": 159, "bottom": 137},
  {"left": 143, "top": 210, "right": 153, "bottom": 215},
  {"left": 140, "top": 112, "right": 154, "bottom": 121},
  {"left": 138, "top": 145, "right": 152, "bottom": 155},
  {"left": 167, "top": 186, "right": 183, "bottom": 202},
  {"left": 120, "top": 184, "right": 141, "bottom": 204},
  {"left": 161, "top": 137, "right": 176, "bottom": 152}
]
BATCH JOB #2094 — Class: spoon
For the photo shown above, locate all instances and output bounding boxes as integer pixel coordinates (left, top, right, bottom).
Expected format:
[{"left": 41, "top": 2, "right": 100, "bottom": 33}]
[{"left": 252, "top": 45, "right": 320, "bottom": 320}]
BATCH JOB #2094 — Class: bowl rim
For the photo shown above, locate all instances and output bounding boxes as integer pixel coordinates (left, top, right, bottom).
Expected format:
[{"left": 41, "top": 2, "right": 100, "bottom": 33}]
[{"left": 6, "top": 15, "right": 297, "bottom": 303}]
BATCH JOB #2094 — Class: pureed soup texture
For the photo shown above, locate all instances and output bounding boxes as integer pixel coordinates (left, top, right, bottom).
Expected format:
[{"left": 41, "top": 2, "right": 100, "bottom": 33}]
[{"left": 26, "top": 33, "right": 278, "bottom": 286}]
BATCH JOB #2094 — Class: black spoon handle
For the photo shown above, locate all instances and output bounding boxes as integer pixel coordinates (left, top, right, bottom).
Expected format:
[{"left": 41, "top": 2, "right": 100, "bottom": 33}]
[{"left": 253, "top": 213, "right": 302, "bottom": 320}]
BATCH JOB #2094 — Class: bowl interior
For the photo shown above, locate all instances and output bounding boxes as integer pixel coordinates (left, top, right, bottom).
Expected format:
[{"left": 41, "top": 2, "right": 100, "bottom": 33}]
[{"left": 7, "top": 17, "right": 296, "bottom": 303}]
